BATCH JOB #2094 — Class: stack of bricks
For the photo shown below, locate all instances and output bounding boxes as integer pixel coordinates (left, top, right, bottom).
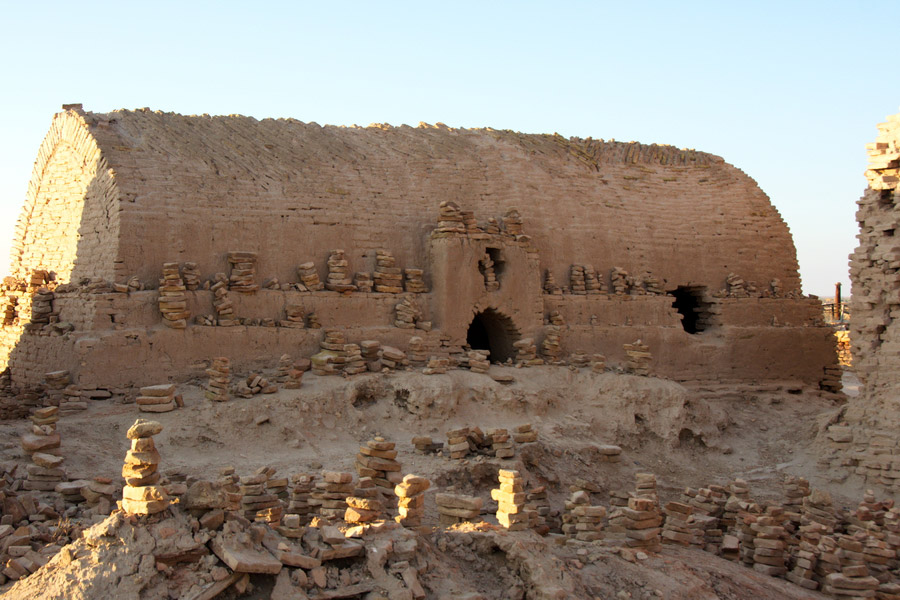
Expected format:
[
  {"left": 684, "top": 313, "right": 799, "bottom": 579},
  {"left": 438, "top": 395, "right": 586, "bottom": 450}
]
[
  {"left": 624, "top": 340, "right": 651, "bottom": 376},
  {"left": 572, "top": 503, "right": 606, "bottom": 542},
  {"left": 121, "top": 419, "right": 170, "bottom": 516},
  {"left": 435, "top": 201, "right": 465, "bottom": 234},
  {"left": 485, "top": 217, "right": 501, "bottom": 234},
  {"left": 275, "top": 354, "right": 293, "bottom": 383},
  {"left": 570, "top": 265, "right": 586, "bottom": 294},
  {"left": 342, "top": 344, "right": 367, "bottom": 375},
  {"left": 502, "top": 208, "right": 524, "bottom": 235},
  {"left": 596, "top": 444, "right": 622, "bottom": 464},
  {"left": 512, "top": 423, "right": 537, "bottom": 444},
  {"left": 542, "top": 312, "right": 564, "bottom": 363},
  {"left": 227, "top": 251, "right": 259, "bottom": 292},
  {"left": 204, "top": 357, "right": 231, "bottom": 402},
  {"left": 325, "top": 249, "right": 356, "bottom": 292},
  {"left": 562, "top": 489, "right": 589, "bottom": 538},
  {"left": 211, "top": 273, "right": 236, "bottom": 326},
  {"left": 235, "top": 373, "right": 277, "bottom": 398},
  {"left": 380, "top": 346, "right": 407, "bottom": 371},
  {"left": 412, "top": 436, "right": 443, "bottom": 454},
  {"left": 784, "top": 476, "right": 811, "bottom": 529},
  {"left": 287, "top": 473, "right": 316, "bottom": 524},
  {"left": 611, "top": 267, "right": 629, "bottom": 294},
  {"left": 239, "top": 469, "right": 279, "bottom": 524},
  {"left": 493, "top": 469, "right": 528, "bottom": 531},
  {"left": 423, "top": 357, "right": 449, "bottom": 375},
  {"left": 44, "top": 370, "right": 69, "bottom": 406},
  {"left": 394, "top": 296, "right": 421, "bottom": 328},
  {"left": 27, "top": 287, "right": 54, "bottom": 330},
  {"left": 786, "top": 520, "right": 826, "bottom": 590},
  {"left": 136, "top": 383, "right": 177, "bottom": 413},
  {"left": 481, "top": 254, "right": 500, "bottom": 292},
  {"left": 461, "top": 210, "right": 480, "bottom": 234},
  {"left": 634, "top": 472, "right": 659, "bottom": 504},
  {"left": 822, "top": 534, "right": 880, "bottom": 599},
  {"left": 217, "top": 466, "right": 242, "bottom": 511},
  {"left": 267, "top": 469, "right": 289, "bottom": 503},
  {"left": 360, "top": 340, "right": 382, "bottom": 371},
  {"left": 307, "top": 311, "right": 321, "bottom": 328},
  {"left": 820, "top": 365, "right": 843, "bottom": 393},
  {"left": 281, "top": 304, "right": 306, "bottom": 328},
  {"left": 526, "top": 485, "right": 551, "bottom": 533},
  {"left": 435, "top": 493, "right": 482, "bottom": 526},
  {"left": 297, "top": 262, "right": 324, "bottom": 291},
  {"left": 863, "top": 535, "right": 898, "bottom": 586},
  {"left": 736, "top": 502, "right": 763, "bottom": 567},
  {"left": 623, "top": 496, "right": 663, "bottom": 552},
  {"left": 407, "top": 337, "right": 427, "bottom": 367},
  {"left": 543, "top": 270, "right": 562, "bottom": 295},
  {"left": 374, "top": 250, "right": 403, "bottom": 293},
  {"left": 662, "top": 501, "right": 697, "bottom": 546},
  {"left": 467, "top": 350, "right": 490, "bottom": 374},
  {"left": 312, "top": 471, "right": 354, "bottom": 520},
  {"left": 486, "top": 428, "right": 514, "bottom": 459},
  {"left": 158, "top": 263, "right": 189, "bottom": 329},
  {"left": 356, "top": 437, "right": 402, "bottom": 495},
  {"left": 182, "top": 262, "right": 201, "bottom": 289},
  {"left": 644, "top": 273, "right": 664, "bottom": 295},
  {"left": 569, "top": 353, "right": 590, "bottom": 368},
  {"left": 513, "top": 338, "right": 541, "bottom": 366},
  {"left": 404, "top": 268, "right": 426, "bottom": 293},
  {"left": 584, "top": 265, "right": 604, "bottom": 294},
  {"left": 802, "top": 488, "right": 839, "bottom": 536},
  {"left": 394, "top": 474, "right": 430, "bottom": 527},
  {"left": 354, "top": 271, "right": 373, "bottom": 292},
  {"left": 750, "top": 506, "right": 788, "bottom": 576},
  {"left": 447, "top": 427, "right": 471, "bottom": 459},
  {"left": 23, "top": 407, "right": 64, "bottom": 492},
  {"left": 591, "top": 354, "right": 606, "bottom": 373},
  {"left": 83, "top": 477, "right": 117, "bottom": 515},
  {"left": 726, "top": 272, "right": 746, "bottom": 297},
  {"left": 344, "top": 476, "right": 384, "bottom": 524}
]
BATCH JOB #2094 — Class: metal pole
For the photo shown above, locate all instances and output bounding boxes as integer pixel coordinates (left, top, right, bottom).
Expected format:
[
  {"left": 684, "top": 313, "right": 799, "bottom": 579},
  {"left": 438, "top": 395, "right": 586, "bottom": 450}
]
[{"left": 835, "top": 282, "right": 842, "bottom": 321}]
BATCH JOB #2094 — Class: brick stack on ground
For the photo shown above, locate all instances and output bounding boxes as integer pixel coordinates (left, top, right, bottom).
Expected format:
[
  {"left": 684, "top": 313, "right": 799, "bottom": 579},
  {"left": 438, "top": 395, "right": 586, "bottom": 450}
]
[
  {"left": 325, "top": 249, "right": 356, "bottom": 292},
  {"left": 297, "top": 262, "right": 323, "bottom": 291},
  {"left": 624, "top": 340, "right": 651, "bottom": 375},
  {"left": 395, "top": 474, "right": 430, "bottom": 527},
  {"left": 435, "top": 493, "right": 482, "bottom": 526},
  {"left": 136, "top": 383, "right": 177, "bottom": 413},
  {"left": 312, "top": 471, "right": 354, "bottom": 521},
  {"left": 120, "top": 419, "right": 170, "bottom": 516},
  {"left": 158, "top": 263, "right": 189, "bottom": 329},
  {"left": 493, "top": 469, "right": 528, "bottom": 531},
  {"left": 344, "top": 476, "right": 384, "bottom": 524},
  {"left": 374, "top": 249, "right": 403, "bottom": 293},
  {"left": 447, "top": 427, "right": 471, "bottom": 459},
  {"left": 356, "top": 437, "right": 401, "bottom": 496},
  {"left": 22, "top": 406, "right": 64, "bottom": 492},
  {"left": 227, "top": 251, "right": 259, "bottom": 292},
  {"left": 205, "top": 357, "right": 231, "bottom": 402}
]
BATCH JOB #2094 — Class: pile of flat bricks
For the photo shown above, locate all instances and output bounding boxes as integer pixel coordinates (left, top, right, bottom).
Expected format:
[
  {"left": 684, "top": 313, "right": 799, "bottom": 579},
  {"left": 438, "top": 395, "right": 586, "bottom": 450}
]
[
  {"left": 394, "top": 296, "right": 421, "bottom": 328},
  {"left": 286, "top": 473, "right": 316, "bottom": 525},
  {"left": 435, "top": 201, "right": 466, "bottom": 234},
  {"left": 404, "top": 268, "right": 427, "bottom": 293},
  {"left": 360, "top": 340, "right": 382, "bottom": 371},
  {"left": 467, "top": 350, "right": 490, "bottom": 374},
  {"left": 158, "top": 263, "right": 189, "bottom": 329},
  {"left": 281, "top": 304, "right": 306, "bottom": 328},
  {"left": 623, "top": 496, "right": 662, "bottom": 552},
  {"left": 235, "top": 373, "right": 277, "bottom": 397},
  {"left": 486, "top": 428, "right": 514, "bottom": 459},
  {"left": 211, "top": 274, "right": 236, "bottom": 326},
  {"left": 585, "top": 265, "right": 604, "bottom": 293},
  {"left": 380, "top": 346, "right": 408, "bottom": 371},
  {"left": 355, "top": 437, "right": 401, "bottom": 495},
  {"left": 121, "top": 419, "right": 170, "bottom": 515},
  {"left": 447, "top": 427, "right": 471, "bottom": 459},
  {"left": 205, "top": 357, "right": 231, "bottom": 402},
  {"left": 227, "top": 251, "right": 259, "bottom": 292},
  {"left": 512, "top": 423, "right": 537, "bottom": 443},
  {"left": 344, "top": 477, "right": 384, "bottom": 524},
  {"left": 137, "top": 383, "right": 179, "bottom": 413},
  {"left": 412, "top": 436, "right": 443, "bottom": 454},
  {"left": 355, "top": 271, "right": 373, "bottom": 292},
  {"left": 661, "top": 501, "right": 696, "bottom": 546},
  {"left": 297, "top": 262, "right": 324, "bottom": 291},
  {"left": 435, "top": 493, "right": 482, "bottom": 526},
  {"left": 312, "top": 471, "right": 354, "bottom": 520},
  {"left": 423, "top": 357, "right": 449, "bottom": 375},
  {"left": 481, "top": 254, "right": 500, "bottom": 292},
  {"left": 182, "top": 262, "right": 201, "bottom": 290},
  {"left": 513, "top": 338, "right": 540, "bottom": 366},
  {"left": 570, "top": 265, "right": 586, "bottom": 294},
  {"left": 326, "top": 249, "right": 356, "bottom": 292},
  {"left": 407, "top": 337, "right": 427, "bottom": 367},
  {"left": 343, "top": 344, "right": 367, "bottom": 375},
  {"left": 394, "top": 474, "right": 430, "bottom": 527},
  {"left": 502, "top": 208, "right": 524, "bottom": 235},
  {"left": 624, "top": 340, "right": 651, "bottom": 376},
  {"left": 374, "top": 250, "right": 403, "bottom": 293},
  {"left": 22, "top": 407, "right": 64, "bottom": 492},
  {"left": 597, "top": 444, "right": 622, "bottom": 463},
  {"left": 493, "top": 469, "right": 528, "bottom": 531}
]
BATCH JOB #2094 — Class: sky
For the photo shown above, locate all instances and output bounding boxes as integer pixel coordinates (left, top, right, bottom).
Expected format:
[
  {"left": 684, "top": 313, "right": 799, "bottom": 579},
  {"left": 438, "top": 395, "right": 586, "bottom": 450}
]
[{"left": 1, "top": 1, "right": 897, "bottom": 297}]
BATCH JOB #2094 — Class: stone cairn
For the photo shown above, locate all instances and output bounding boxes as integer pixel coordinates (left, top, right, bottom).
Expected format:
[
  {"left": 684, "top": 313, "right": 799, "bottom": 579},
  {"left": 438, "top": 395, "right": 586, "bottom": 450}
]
[
  {"left": 467, "top": 350, "right": 490, "bottom": 374},
  {"left": 181, "top": 262, "right": 201, "bottom": 289},
  {"left": 611, "top": 267, "right": 629, "bottom": 295},
  {"left": 158, "top": 263, "right": 189, "bottom": 329},
  {"left": 493, "top": 469, "right": 528, "bottom": 531},
  {"left": 408, "top": 337, "right": 427, "bottom": 367},
  {"left": 624, "top": 340, "right": 651, "bottom": 375},
  {"left": 822, "top": 535, "right": 880, "bottom": 598},
  {"left": 480, "top": 253, "right": 500, "bottom": 292},
  {"left": 412, "top": 436, "right": 443, "bottom": 455},
  {"left": 486, "top": 428, "right": 514, "bottom": 459},
  {"left": 22, "top": 406, "right": 64, "bottom": 492},
  {"left": 544, "top": 270, "right": 562, "bottom": 295},
  {"left": 325, "top": 249, "right": 356, "bottom": 292},
  {"left": 624, "top": 495, "right": 663, "bottom": 552},
  {"left": 395, "top": 474, "right": 430, "bottom": 527},
  {"left": 725, "top": 272, "right": 746, "bottom": 297},
  {"left": 344, "top": 476, "right": 384, "bottom": 524},
  {"left": 211, "top": 273, "right": 236, "bottom": 326},
  {"left": 44, "top": 370, "right": 70, "bottom": 408},
  {"left": 312, "top": 471, "right": 354, "bottom": 521},
  {"left": 204, "top": 357, "right": 231, "bottom": 402},
  {"left": 662, "top": 501, "right": 696, "bottom": 546},
  {"left": 355, "top": 437, "right": 402, "bottom": 496},
  {"left": 394, "top": 296, "right": 421, "bottom": 328},
  {"left": 137, "top": 383, "right": 177, "bottom": 413},
  {"left": 787, "top": 520, "right": 826, "bottom": 590},
  {"left": 286, "top": 473, "right": 316, "bottom": 525},
  {"left": 591, "top": 354, "right": 606, "bottom": 373},
  {"left": 502, "top": 208, "right": 524, "bottom": 235},
  {"left": 307, "top": 311, "right": 321, "bottom": 328},
  {"left": 343, "top": 344, "right": 367, "bottom": 375},
  {"left": 435, "top": 493, "right": 483, "bottom": 526},
  {"left": 355, "top": 271, "right": 373, "bottom": 292},
  {"left": 435, "top": 201, "right": 465, "bottom": 234},
  {"left": 404, "top": 268, "right": 427, "bottom": 293},
  {"left": 121, "top": 419, "right": 170, "bottom": 516},
  {"left": 526, "top": 485, "right": 552, "bottom": 533},
  {"left": 380, "top": 346, "right": 408, "bottom": 371},
  {"left": 512, "top": 423, "right": 537, "bottom": 444},
  {"left": 227, "top": 251, "right": 259, "bottom": 292},
  {"left": 423, "top": 357, "right": 449, "bottom": 375},
  {"left": 360, "top": 340, "right": 382, "bottom": 371},
  {"left": 514, "top": 338, "right": 541, "bottom": 366},
  {"left": 281, "top": 304, "right": 306, "bottom": 328},
  {"left": 461, "top": 210, "right": 480, "bottom": 234},
  {"left": 570, "top": 265, "right": 586, "bottom": 294},
  {"left": 447, "top": 427, "right": 471, "bottom": 460},
  {"left": 585, "top": 265, "right": 604, "bottom": 294},
  {"left": 297, "top": 262, "right": 324, "bottom": 291},
  {"left": 374, "top": 249, "right": 403, "bottom": 293},
  {"left": 542, "top": 311, "right": 565, "bottom": 363}
]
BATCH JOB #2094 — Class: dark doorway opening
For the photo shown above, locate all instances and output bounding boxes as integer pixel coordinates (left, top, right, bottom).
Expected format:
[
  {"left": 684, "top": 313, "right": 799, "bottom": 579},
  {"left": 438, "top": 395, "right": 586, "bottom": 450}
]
[
  {"left": 670, "top": 286, "right": 712, "bottom": 334},
  {"left": 466, "top": 309, "right": 520, "bottom": 363}
]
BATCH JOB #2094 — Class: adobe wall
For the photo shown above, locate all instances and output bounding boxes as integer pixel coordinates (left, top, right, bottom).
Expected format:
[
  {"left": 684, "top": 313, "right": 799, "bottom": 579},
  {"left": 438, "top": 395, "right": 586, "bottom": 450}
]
[
  {"left": 0, "top": 106, "right": 837, "bottom": 397},
  {"left": 821, "top": 111, "right": 900, "bottom": 491}
]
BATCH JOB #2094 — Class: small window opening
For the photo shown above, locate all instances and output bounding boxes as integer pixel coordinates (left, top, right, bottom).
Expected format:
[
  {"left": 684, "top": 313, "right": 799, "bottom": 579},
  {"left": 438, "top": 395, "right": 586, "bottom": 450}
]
[{"left": 670, "top": 286, "right": 713, "bottom": 334}]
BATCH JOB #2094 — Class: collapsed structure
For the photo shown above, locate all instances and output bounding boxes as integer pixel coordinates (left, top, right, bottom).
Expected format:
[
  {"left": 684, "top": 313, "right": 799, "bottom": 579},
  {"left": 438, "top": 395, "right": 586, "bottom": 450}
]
[
  {"left": 0, "top": 105, "right": 837, "bottom": 393},
  {"left": 824, "top": 110, "right": 900, "bottom": 491}
]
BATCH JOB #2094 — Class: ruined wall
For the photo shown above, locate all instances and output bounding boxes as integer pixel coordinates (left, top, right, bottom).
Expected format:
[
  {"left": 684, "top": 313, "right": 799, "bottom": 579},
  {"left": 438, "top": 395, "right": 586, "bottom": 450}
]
[
  {"left": 822, "top": 111, "right": 900, "bottom": 491},
  {"left": 0, "top": 106, "right": 836, "bottom": 393}
]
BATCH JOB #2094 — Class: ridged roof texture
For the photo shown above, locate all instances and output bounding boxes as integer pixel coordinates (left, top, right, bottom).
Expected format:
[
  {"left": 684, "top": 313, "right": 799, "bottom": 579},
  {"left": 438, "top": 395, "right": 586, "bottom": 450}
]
[{"left": 14, "top": 106, "right": 801, "bottom": 291}]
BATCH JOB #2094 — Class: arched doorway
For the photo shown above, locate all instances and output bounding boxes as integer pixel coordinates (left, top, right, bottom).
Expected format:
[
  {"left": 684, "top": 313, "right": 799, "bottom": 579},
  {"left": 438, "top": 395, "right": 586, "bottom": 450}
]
[{"left": 466, "top": 309, "right": 520, "bottom": 363}]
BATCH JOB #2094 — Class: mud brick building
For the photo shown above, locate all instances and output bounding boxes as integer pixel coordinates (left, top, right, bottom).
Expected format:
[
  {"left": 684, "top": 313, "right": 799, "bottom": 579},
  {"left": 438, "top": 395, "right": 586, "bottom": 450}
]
[{"left": 0, "top": 105, "right": 836, "bottom": 392}]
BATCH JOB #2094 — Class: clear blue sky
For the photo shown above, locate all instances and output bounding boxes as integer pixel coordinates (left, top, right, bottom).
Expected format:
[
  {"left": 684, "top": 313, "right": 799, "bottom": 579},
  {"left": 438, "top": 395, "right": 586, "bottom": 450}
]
[{"left": 1, "top": 1, "right": 897, "bottom": 296}]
